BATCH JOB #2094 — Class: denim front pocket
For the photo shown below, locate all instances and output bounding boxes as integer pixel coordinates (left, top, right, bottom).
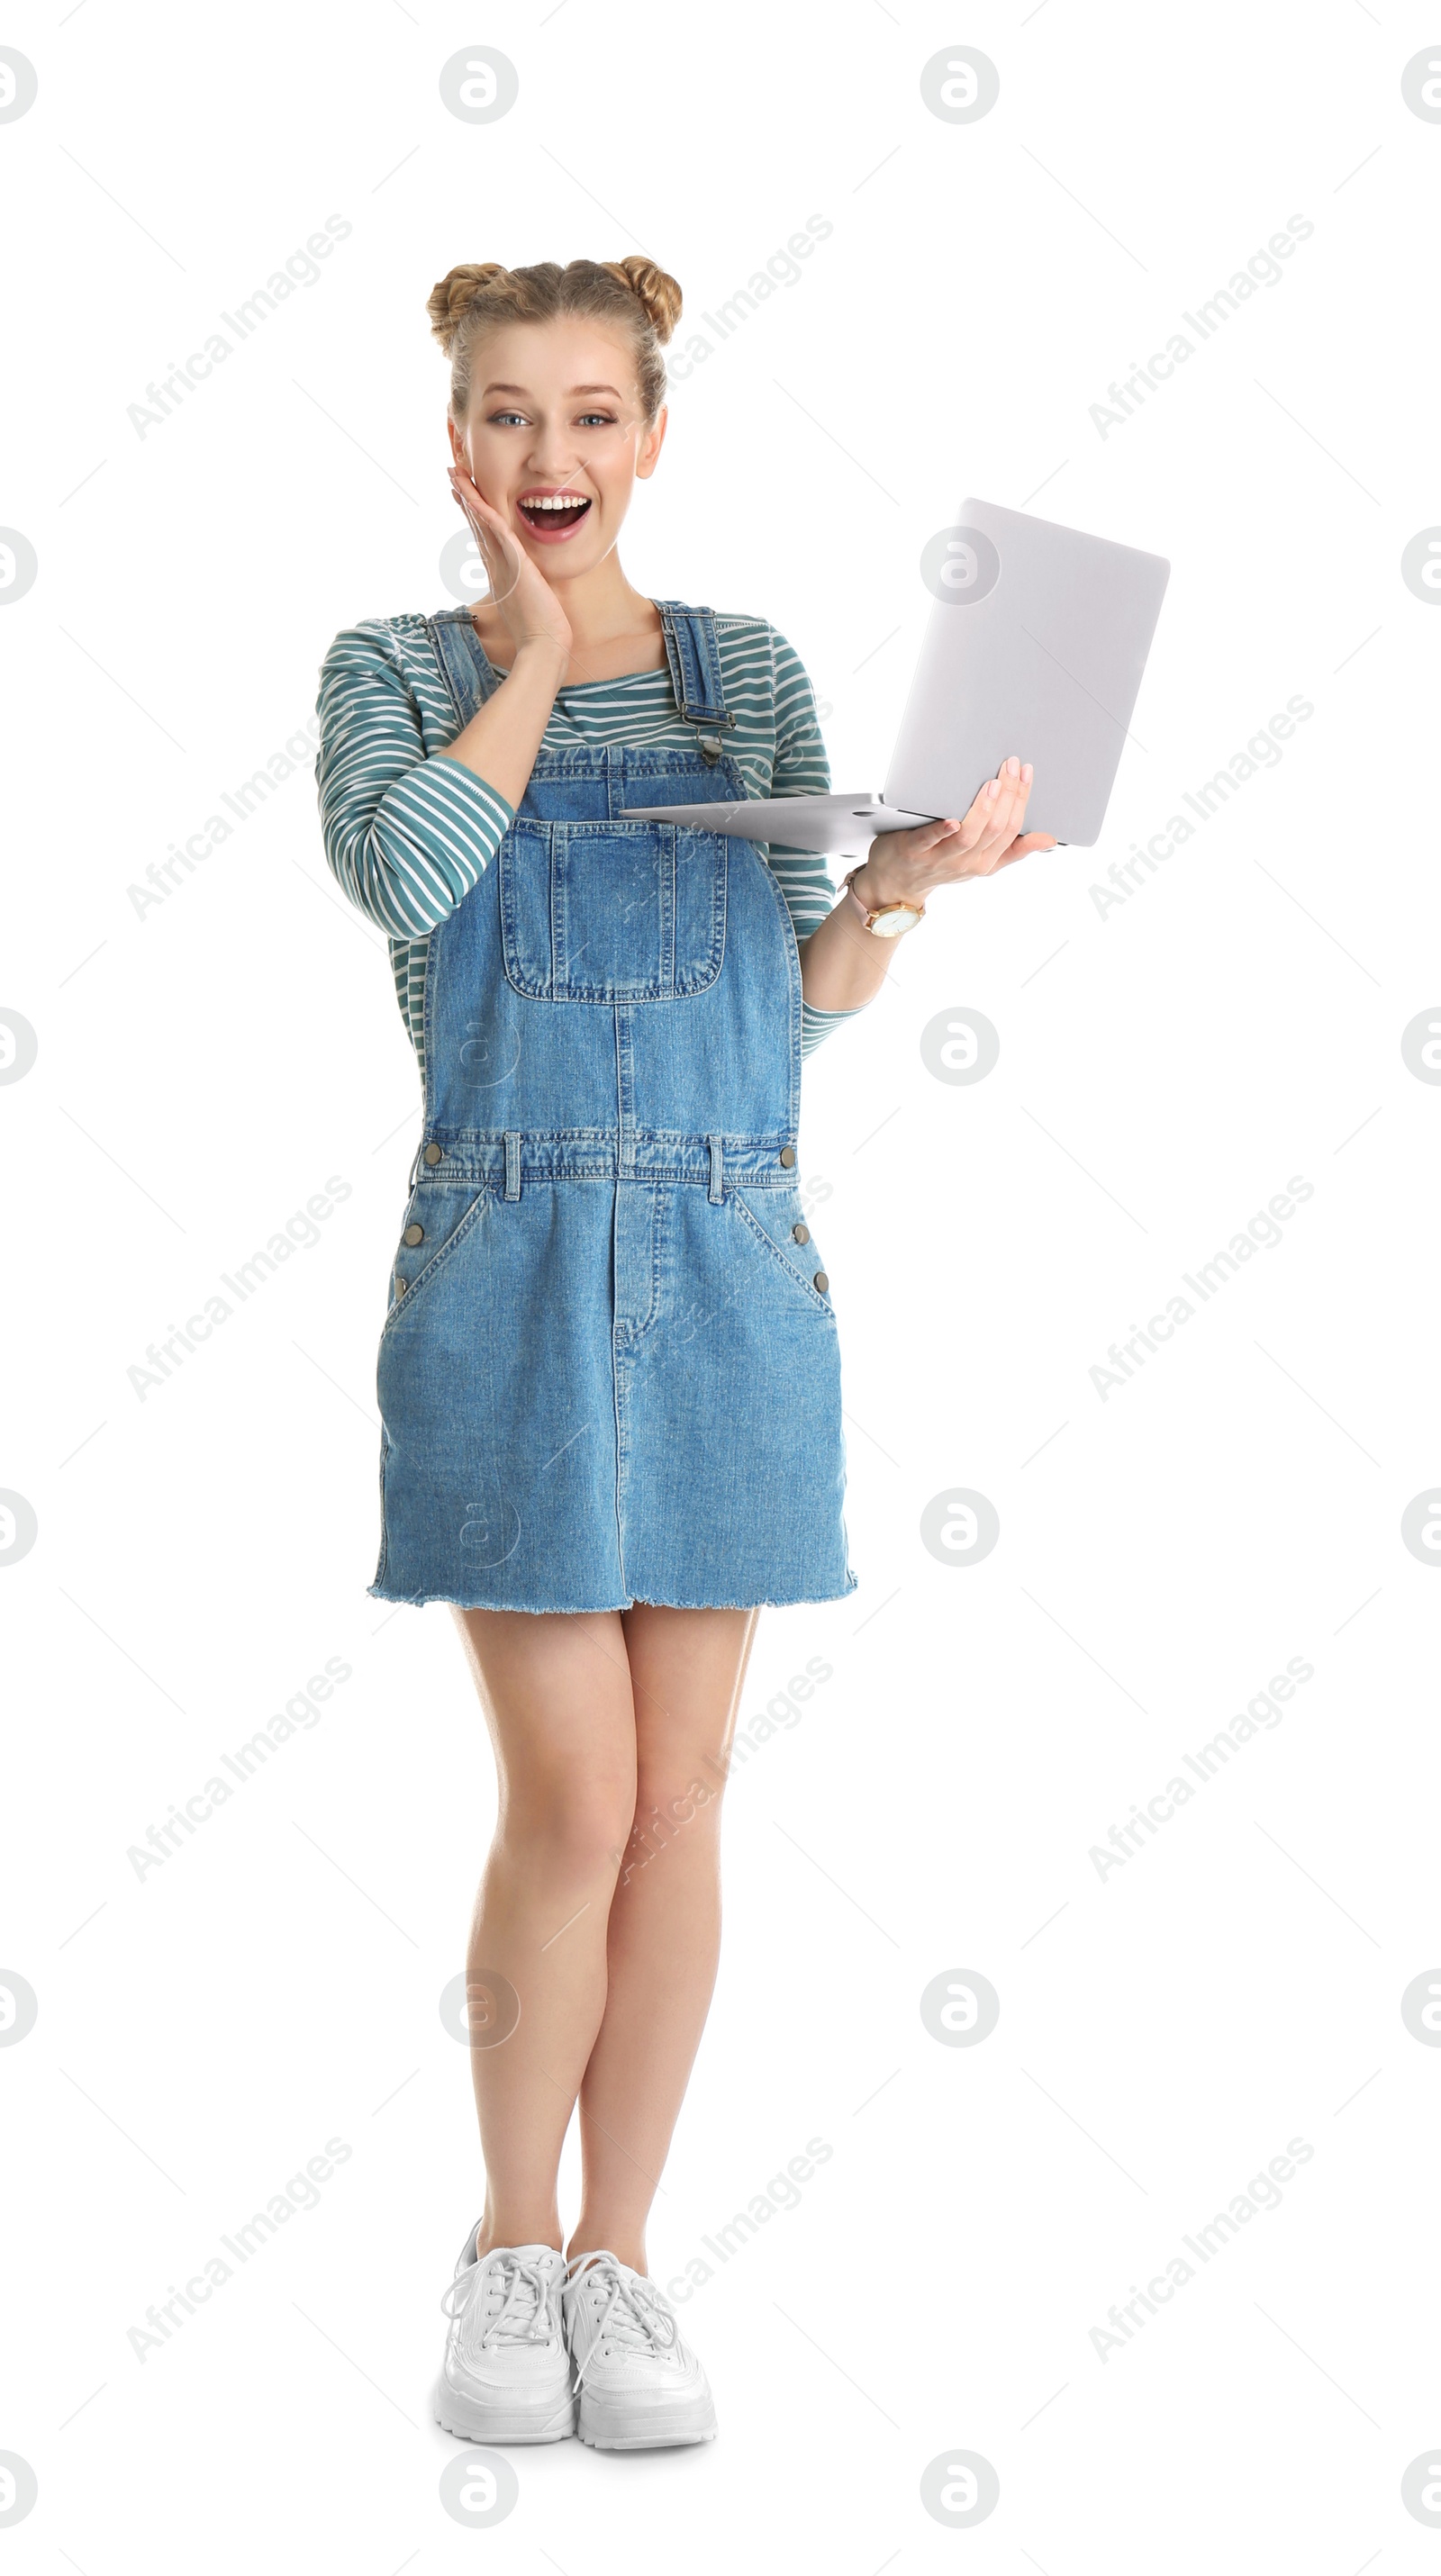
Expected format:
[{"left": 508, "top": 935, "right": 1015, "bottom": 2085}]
[
  {"left": 730, "top": 1185, "right": 836, "bottom": 1315},
  {"left": 499, "top": 819, "right": 727, "bottom": 1003},
  {"left": 380, "top": 1183, "right": 490, "bottom": 1336}
]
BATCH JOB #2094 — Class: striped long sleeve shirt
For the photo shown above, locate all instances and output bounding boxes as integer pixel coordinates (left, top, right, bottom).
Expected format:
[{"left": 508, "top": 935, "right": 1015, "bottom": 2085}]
[{"left": 314, "top": 610, "right": 862, "bottom": 1079}]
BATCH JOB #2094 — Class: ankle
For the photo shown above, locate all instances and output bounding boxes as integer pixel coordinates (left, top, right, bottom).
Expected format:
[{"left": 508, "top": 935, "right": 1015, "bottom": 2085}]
[
  {"left": 566, "top": 2228, "right": 648, "bottom": 2276},
  {"left": 476, "top": 2219, "right": 564, "bottom": 2260}
]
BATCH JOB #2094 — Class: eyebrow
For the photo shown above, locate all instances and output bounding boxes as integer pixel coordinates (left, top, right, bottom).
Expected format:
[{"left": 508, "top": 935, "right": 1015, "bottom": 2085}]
[{"left": 481, "top": 383, "right": 625, "bottom": 399}]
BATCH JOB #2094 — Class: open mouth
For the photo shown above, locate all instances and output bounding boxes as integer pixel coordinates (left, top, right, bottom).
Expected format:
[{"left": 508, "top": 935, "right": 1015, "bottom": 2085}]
[{"left": 516, "top": 492, "right": 594, "bottom": 539}]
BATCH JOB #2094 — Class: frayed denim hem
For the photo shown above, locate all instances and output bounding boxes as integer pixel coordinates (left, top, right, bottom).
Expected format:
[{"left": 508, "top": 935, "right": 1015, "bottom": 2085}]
[{"left": 367, "top": 1575, "right": 860, "bottom": 1613}]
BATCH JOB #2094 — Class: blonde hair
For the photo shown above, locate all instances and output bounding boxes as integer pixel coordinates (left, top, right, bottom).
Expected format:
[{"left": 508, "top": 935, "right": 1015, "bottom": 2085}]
[{"left": 427, "top": 257, "right": 683, "bottom": 425}]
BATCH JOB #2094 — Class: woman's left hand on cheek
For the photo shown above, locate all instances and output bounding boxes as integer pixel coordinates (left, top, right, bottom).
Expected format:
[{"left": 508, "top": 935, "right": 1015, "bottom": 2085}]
[{"left": 866, "top": 758, "right": 1058, "bottom": 899}]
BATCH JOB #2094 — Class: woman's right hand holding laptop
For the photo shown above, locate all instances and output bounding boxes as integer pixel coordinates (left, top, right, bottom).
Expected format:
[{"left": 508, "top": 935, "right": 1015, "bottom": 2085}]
[
  {"left": 798, "top": 757, "right": 1057, "bottom": 1016},
  {"left": 856, "top": 755, "right": 1058, "bottom": 906}
]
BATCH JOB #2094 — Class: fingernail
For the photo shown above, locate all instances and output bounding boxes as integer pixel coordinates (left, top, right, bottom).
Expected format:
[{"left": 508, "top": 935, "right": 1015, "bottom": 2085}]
[
  {"left": 1021, "top": 762, "right": 1033, "bottom": 782},
  {"left": 1006, "top": 756, "right": 1020, "bottom": 778}
]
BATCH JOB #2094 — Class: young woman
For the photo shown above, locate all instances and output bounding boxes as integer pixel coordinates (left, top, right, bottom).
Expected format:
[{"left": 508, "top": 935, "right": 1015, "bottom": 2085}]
[{"left": 315, "top": 255, "right": 1054, "bottom": 2453}]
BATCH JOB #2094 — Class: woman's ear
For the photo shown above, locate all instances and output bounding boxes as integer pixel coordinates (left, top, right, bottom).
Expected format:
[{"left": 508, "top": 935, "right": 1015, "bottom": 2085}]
[{"left": 635, "top": 406, "right": 668, "bottom": 483}]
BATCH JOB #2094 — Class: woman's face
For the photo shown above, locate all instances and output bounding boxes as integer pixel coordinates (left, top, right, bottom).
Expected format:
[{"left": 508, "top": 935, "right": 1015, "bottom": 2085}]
[{"left": 449, "top": 317, "right": 666, "bottom": 574}]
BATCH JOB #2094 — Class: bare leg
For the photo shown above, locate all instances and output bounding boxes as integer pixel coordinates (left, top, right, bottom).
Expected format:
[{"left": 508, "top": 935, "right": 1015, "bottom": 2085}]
[
  {"left": 566, "top": 1603, "right": 760, "bottom": 2274},
  {"left": 450, "top": 1606, "right": 639, "bottom": 2256}
]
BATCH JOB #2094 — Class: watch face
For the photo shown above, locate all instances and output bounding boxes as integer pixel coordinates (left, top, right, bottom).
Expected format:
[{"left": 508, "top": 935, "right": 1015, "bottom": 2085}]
[{"left": 874, "top": 906, "right": 921, "bottom": 937}]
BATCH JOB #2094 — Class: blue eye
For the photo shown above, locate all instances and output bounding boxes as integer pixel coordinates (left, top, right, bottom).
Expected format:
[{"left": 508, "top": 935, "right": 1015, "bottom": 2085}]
[{"left": 487, "top": 411, "right": 527, "bottom": 427}]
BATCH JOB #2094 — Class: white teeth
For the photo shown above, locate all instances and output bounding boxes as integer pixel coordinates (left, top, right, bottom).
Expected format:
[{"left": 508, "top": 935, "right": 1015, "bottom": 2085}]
[{"left": 521, "top": 493, "right": 589, "bottom": 511}]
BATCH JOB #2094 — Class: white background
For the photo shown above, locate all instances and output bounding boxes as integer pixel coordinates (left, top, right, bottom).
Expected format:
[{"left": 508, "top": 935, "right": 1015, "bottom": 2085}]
[{"left": 4, "top": 1, "right": 1440, "bottom": 2566}]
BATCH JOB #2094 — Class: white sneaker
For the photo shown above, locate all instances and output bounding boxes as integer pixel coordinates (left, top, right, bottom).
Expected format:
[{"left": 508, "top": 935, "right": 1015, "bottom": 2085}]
[
  {"left": 432, "top": 2228, "right": 575, "bottom": 2443},
  {"left": 564, "top": 2250, "right": 717, "bottom": 2449}
]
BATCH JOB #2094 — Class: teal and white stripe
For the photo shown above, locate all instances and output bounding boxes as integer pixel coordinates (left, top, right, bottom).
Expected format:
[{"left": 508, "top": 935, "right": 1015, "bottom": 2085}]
[{"left": 315, "top": 610, "right": 859, "bottom": 1074}]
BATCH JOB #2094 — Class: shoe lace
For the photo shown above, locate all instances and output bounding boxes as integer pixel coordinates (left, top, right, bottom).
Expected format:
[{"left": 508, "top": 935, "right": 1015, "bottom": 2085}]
[
  {"left": 566, "top": 2251, "right": 679, "bottom": 2383},
  {"left": 441, "top": 2248, "right": 558, "bottom": 2353}
]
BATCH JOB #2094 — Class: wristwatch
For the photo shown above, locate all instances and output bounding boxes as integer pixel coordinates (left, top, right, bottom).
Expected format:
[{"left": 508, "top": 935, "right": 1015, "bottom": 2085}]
[{"left": 842, "top": 864, "right": 927, "bottom": 939}]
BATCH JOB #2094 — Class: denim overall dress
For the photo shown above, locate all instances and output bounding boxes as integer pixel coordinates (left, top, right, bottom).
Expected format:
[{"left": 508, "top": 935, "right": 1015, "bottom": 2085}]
[{"left": 370, "top": 601, "right": 856, "bottom": 1613}]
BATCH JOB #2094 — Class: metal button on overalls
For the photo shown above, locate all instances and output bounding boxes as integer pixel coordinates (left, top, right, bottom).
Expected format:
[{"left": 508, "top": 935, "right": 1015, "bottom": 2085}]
[{"left": 370, "top": 601, "right": 856, "bottom": 1613}]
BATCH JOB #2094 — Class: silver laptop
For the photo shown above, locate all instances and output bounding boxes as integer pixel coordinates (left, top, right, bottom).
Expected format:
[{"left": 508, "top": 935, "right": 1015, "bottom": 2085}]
[{"left": 628, "top": 497, "right": 1170, "bottom": 855}]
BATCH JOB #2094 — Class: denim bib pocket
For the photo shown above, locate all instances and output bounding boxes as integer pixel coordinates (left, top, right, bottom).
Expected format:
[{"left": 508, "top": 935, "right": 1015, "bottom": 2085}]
[{"left": 499, "top": 818, "right": 727, "bottom": 1003}]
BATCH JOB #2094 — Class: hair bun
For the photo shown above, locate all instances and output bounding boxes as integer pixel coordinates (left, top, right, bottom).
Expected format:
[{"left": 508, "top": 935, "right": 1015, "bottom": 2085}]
[
  {"left": 426, "top": 262, "right": 511, "bottom": 357},
  {"left": 603, "top": 257, "right": 683, "bottom": 346}
]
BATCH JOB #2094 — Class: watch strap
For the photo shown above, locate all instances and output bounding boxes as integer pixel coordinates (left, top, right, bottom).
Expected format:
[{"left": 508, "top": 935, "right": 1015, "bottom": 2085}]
[{"left": 842, "top": 865, "right": 926, "bottom": 931}]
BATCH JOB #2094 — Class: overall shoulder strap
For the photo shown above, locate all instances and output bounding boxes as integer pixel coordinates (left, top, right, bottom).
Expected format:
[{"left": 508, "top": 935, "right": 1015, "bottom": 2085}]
[
  {"left": 652, "top": 601, "right": 737, "bottom": 731},
  {"left": 422, "top": 609, "right": 498, "bottom": 728}
]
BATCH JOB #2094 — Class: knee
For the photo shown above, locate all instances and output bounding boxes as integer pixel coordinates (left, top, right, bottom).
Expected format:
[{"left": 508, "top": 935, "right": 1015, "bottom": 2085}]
[
  {"left": 630, "top": 1768, "right": 725, "bottom": 1847},
  {"left": 497, "top": 1771, "right": 636, "bottom": 1884}
]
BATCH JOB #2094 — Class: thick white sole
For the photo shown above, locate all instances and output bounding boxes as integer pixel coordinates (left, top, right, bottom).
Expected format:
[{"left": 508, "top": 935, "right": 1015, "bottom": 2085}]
[
  {"left": 432, "top": 2372, "right": 576, "bottom": 2445},
  {"left": 576, "top": 2394, "right": 718, "bottom": 2451}
]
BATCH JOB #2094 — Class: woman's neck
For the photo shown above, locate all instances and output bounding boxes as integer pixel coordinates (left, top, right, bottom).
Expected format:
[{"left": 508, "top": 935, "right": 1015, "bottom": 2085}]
[{"left": 472, "top": 556, "right": 666, "bottom": 682}]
